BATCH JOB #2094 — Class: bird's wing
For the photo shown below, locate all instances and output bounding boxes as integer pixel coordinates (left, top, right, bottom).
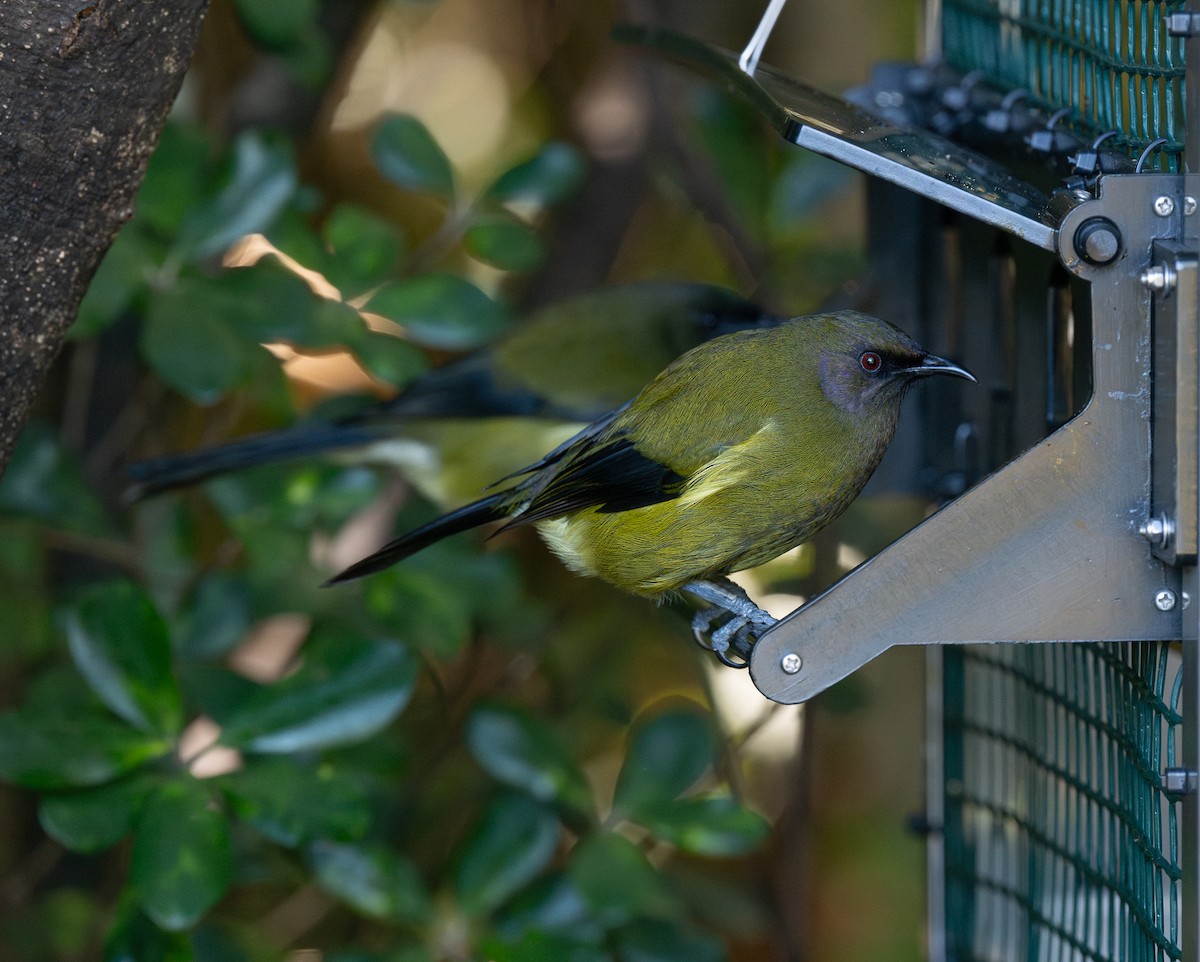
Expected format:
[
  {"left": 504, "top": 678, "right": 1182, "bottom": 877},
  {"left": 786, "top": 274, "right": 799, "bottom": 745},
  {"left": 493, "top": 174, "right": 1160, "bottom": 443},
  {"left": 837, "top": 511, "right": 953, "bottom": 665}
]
[{"left": 501, "top": 433, "right": 685, "bottom": 528}]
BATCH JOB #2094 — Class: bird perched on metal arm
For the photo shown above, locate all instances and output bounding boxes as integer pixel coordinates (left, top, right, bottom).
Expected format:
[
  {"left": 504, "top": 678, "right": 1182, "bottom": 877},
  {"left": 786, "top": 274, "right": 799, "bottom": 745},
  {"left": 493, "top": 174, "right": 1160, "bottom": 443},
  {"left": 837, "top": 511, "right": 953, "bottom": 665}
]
[{"left": 326, "top": 310, "right": 975, "bottom": 665}]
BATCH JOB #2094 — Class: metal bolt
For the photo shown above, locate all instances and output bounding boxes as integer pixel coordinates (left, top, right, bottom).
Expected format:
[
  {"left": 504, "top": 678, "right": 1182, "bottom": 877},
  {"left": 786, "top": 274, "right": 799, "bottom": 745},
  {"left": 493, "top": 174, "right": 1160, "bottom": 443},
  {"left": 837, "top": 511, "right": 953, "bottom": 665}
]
[
  {"left": 1154, "top": 195, "right": 1176, "bottom": 216},
  {"left": 780, "top": 652, "right": 802, "bottom": 674},
  {"left": 1073, "top": 217, "right": 1121, "bottom": 265},
  {"left": 1162, "top": 768, "right": 1199, "bottom": 794},
  {"left": 1139, "top": 514, "right": 1175, "bottom": 547},
  {"left": 1186, "top": 196, "right": 1198, "bottom": 216},
  {"left": 1141, "top": 263, "right": 1177, "bottom": 294},
  {"left": 1155, "top": 589, "right": 1177, "bottom": 612}
]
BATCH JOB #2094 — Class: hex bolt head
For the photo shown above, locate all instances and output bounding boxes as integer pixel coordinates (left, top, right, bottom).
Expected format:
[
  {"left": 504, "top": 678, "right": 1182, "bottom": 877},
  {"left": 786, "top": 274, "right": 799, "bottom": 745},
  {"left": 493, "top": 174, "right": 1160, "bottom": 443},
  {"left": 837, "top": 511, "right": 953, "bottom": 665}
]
[
  {"left": 1073, "top": 217, "right": 1122, "bottom": 265},
  {"left": 1154, "top": 195, "right": 1176, "bottom": 216},
  {"left": 780, "top": 652, "right": 803, "bottom": 674},
  {"left": 1155, "top": 589, "right": 1177, "bottom": 612}
]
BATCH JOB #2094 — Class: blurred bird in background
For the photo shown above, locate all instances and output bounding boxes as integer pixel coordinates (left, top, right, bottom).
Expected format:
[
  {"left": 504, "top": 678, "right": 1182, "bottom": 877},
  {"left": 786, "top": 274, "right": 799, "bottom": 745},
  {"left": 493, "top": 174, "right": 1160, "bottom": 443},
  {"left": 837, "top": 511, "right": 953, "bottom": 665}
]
[
  {"left": 327, "top": 310, "right": 975, "bottom": 665},
  {"left": 127, "top": 282, "right": 781, "bottom": 506}
]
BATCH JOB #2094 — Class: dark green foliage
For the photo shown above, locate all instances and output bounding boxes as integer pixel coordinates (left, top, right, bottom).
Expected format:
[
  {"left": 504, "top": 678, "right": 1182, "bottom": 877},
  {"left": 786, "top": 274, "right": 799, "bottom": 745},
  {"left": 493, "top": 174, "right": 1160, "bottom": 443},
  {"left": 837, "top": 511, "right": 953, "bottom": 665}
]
[{"left": 0, "top": 7, "right": 866, "bottom": 959}]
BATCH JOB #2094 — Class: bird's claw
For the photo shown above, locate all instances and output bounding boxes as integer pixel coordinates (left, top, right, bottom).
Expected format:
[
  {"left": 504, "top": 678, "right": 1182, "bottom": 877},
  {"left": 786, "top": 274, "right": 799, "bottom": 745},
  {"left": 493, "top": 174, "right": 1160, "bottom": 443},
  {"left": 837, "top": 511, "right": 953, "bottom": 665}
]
[{"left": 691, "top": 606, "right": 774, "bottom": 668}]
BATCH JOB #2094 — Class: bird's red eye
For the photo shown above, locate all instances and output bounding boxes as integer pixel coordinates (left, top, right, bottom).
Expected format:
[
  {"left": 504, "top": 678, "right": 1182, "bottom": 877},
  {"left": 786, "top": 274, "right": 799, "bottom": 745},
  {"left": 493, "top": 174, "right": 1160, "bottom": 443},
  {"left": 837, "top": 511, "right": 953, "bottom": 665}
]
[{"left": 860, "top": 351, "right": 882, "bottom": 373}]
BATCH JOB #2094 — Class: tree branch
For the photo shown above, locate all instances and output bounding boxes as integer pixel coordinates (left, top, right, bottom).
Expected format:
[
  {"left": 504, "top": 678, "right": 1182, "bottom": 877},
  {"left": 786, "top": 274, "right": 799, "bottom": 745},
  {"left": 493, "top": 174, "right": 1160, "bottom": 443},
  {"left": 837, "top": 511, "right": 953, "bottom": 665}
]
[{"left": 0, "top": 0, "right": 211, "bottom": 476}]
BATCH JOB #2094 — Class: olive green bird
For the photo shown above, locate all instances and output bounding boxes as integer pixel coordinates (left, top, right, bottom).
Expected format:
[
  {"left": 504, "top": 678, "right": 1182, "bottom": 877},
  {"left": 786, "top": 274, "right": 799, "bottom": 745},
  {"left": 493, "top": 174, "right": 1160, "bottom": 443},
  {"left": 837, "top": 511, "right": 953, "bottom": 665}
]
[{"left": 327, "top": 310, "right": 975, "bottom": 664}]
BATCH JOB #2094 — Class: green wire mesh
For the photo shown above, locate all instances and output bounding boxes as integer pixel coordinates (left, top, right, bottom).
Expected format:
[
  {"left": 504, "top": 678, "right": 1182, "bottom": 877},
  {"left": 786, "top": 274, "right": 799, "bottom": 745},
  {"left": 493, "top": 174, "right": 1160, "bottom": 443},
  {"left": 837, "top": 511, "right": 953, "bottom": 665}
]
[
  {"left": 941, "top": 0, "right": 1188, "bottom": 170},
  {"left": 943, "top": 642, "right": 1183, "bottom": 961}
]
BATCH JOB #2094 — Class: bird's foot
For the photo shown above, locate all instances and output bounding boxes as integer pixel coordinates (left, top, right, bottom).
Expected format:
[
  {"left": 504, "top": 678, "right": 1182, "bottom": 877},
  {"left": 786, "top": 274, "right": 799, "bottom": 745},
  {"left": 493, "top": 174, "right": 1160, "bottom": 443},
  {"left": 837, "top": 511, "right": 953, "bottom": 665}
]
[{"left": 684, "top": 578, "right": 777, "bottom": 669}]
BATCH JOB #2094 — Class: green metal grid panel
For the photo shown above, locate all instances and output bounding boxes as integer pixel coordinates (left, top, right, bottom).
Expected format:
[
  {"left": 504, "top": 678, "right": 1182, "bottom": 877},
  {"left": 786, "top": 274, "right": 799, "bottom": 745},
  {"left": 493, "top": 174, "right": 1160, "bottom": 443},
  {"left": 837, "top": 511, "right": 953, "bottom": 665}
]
[
  {"left": 943, "top": 642, "right": 1183, "bottom": 961},
  {"left": 941, "top": 0, "right": 1188, "bottom": 168}
]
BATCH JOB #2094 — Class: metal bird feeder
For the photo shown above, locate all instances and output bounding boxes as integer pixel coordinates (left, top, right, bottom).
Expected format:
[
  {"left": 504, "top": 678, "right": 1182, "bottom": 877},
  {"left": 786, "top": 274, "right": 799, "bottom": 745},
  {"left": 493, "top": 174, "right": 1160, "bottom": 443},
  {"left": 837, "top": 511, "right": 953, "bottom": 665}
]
[{"left": 622, "top": 0, "right": 1199, "bottom": 957}]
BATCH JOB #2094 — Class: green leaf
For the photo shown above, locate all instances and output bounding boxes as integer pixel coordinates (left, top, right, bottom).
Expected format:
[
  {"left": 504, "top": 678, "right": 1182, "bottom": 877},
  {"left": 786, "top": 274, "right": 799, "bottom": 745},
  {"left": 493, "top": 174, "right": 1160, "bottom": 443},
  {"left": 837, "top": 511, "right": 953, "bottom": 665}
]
[
  {"left": 464, "top": 217, "right": 545, "bottom": 272},
  {"left": 72, "top": 226, "right": 155, "bottom": 338},
  {"left": 615, "top": 918, "right": 725, "bottom": 962},
  {"left": 177, "top": 131, "right": 297, "bottom": 259},
  {"left": 485, "top": 142, "right": 586, "bottom": 207},
  {"left": 494, "top": 872, "right": 603, "bottom": 944},
  {"left": 104, "top": 897, "right": 194, "bottom": 962},
  {"left": 0, "top": 709, "right": 170, "bottom": 790},
  {"left": 65, "top": 580, "right": 183, "bottom": 737},
  {"left": 466, "top": 704, "right": 593, "bottom": 820},
  {"left": 612, "top": 708, "right": 715, "bottom": 820},
  {"left": 363, "top": 567, "right": 473, "bottom": 659},
  {"left": 130, "top": 778, "right": 233, "bottom": 931},
  {"left": 567, "top": 833, "right": 675, "bottom": 929},
  {"left": 371, "top": 114, "right": 455, "bottom": 198},
  {"left": 223, "top": 757, "right": 371, "bottom": 847},
  {"left": 482, "top": 930, "right": 609, "bottom": 962},
  {"left": 365, "top": 273, "right": 510, "bottom": 350},
  {"left": 349, "top": 330, "right": 429, "bottom": 388},
  {"left": 634, "top": 794, "right": 769, "bottom": 856},
  {"left": 231, "top": 0, "right": 318, "bottom": 49},
  {"left": 219, "top": 633, "right": 416, "bottom": 753},
  {"left": 0, "top": 421, "right": 114, "bottom": 536},
  {"left": 453, "top": 792, "right": 560, "bottom": 916},
  {"left": 142, "top": 281, "right": 258, "bottom": 404},
  {"left": 38, "top": 773, "right": 156, "bottom": 853},
  {"left": 322, "top": 203, "right": 405, "bottom": 296},
  {"left": 177, "top": 574, "right": 253, "bottom": 660},
  {"left": 308, "top": 840, "right": 431, "bottom": 922},
  {"left": 135, "top": 121, "right": 211, "bottom": 238}
]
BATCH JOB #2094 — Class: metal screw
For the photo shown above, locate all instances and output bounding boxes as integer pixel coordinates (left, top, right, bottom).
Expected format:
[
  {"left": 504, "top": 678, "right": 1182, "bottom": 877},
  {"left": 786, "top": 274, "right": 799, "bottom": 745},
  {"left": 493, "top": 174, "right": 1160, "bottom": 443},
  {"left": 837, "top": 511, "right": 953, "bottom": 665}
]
[
  {"left": 1155, "top": 589, "right": 1177, "bottom": 612},
  {"left": 780, "top": 652, "right": 802, "bottom": 674},
  {"left": 1186, "top": 196, "right": 1198, "bottom": 216},
  {"left": 1154, "top": 195, "right": 1176, "bottom": 216},
  {"left": 1141, "top": 263, "right": 1177, "bottom": 294}
]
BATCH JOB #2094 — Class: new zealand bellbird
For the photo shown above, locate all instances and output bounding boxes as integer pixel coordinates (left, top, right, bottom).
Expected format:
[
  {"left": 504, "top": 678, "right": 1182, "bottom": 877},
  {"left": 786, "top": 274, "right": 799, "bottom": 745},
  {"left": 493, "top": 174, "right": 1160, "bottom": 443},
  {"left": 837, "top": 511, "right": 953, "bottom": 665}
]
[
  {"left": 127, "top": 282, "right": 779, "bottom": 505},
  {"left": 327, "top": 310, "right": 975, "bottom": 664}
]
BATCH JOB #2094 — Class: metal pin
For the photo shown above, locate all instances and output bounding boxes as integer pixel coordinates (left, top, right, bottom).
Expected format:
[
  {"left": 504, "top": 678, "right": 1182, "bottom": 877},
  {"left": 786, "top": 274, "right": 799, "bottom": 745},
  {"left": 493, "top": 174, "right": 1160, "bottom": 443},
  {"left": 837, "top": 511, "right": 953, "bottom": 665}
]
[
  {"left": 739, "top": 0, "right": 789, "bottom": 74},
  {"left": 780, "top": 652, "right": 802, "bottom": 674},
  {"left": 1155, "top": 589, "right": 1177, "bottom": 612}
]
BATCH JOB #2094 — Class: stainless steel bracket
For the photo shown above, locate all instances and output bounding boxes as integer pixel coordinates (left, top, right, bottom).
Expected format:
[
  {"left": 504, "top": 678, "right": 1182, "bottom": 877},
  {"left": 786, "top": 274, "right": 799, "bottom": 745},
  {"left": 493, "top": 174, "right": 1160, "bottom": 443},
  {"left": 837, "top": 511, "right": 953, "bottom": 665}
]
[
  {"left": 615, "top": 24, "right": 1059, "bottom": 249},
  {"left": 750, "top": 175, "right": 1187, "bottom": 704}
]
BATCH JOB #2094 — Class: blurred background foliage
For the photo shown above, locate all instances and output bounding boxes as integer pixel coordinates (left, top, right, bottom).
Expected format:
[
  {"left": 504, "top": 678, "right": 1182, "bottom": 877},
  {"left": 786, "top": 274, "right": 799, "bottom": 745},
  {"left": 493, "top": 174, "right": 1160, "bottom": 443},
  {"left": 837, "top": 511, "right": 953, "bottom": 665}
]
[{"left": 0, "top": 1, "right": 930, "bottom": 960}]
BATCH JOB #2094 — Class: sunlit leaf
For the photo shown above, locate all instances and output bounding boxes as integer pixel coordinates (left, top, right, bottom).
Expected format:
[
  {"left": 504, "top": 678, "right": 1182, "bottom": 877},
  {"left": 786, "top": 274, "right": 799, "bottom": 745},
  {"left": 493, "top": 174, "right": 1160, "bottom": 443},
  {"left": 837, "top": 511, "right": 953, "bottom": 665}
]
[
  {"left": 371, "top": 114, "right": 454, "bottom": 198},
  {"left": 177, "top": 132, "right": 297, "bottom": 259},
  {"left": 633, "top": 794, "right": 769, "bottom": 856},
  {"left": 219, "top": 633, "right": 416, "bottom": 754},
  {"left": 365, "top": 273, "right": 510, "bottom": 350},
  {"left": 65, "top": 580, "right": 183, "bottom": 737},
  {"left": 131, "top": 777, "right": 232, "bottom": 931},
  {"left": 467, "top": 703, "right": 593, "bottom": 821},
  {"left": 611, "top": 707, "right": 716, "bottom": 820},
  {"left": 485, "top": 142, "right": 586, "bottom": 207},
  {"left": 309, "top": 840, "right": 431, "bottom": 922},
  {"left": 453, "top": 792, "right": 560, "bottom": 916}
]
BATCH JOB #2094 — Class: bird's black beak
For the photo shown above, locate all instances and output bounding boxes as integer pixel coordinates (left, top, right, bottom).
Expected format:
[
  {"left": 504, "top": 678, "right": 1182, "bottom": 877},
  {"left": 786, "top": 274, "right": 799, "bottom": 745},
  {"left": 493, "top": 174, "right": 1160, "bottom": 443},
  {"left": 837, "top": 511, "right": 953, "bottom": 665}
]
[{"left": 908, "top": 353, "right": 976, "bottom": 382}]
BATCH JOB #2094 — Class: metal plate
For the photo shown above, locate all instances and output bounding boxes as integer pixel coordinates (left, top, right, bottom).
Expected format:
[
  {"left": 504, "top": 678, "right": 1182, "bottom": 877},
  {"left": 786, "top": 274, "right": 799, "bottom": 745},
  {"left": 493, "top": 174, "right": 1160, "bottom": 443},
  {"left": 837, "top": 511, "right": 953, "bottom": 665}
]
[{"left": 616, "top": 24, "right": 1059, "bottom": 250}]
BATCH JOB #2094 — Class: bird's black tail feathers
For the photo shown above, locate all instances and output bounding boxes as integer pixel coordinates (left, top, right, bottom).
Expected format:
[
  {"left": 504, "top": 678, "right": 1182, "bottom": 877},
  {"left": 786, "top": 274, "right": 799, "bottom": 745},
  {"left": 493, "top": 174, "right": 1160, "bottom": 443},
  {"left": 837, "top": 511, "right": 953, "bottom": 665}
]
[
  {"left": 126, "top": 422, "right": 378, "bottom": 499},
  {"left": 323, "top": 492, "right": 510, "bottom": 585}
]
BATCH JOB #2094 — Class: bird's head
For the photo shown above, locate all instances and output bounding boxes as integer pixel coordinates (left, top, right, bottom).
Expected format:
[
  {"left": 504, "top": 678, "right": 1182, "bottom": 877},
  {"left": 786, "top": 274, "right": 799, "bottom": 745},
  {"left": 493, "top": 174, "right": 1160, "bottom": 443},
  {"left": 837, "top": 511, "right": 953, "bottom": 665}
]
[{"left": 816, "top": 311, "right": 975, "bottom": 415}]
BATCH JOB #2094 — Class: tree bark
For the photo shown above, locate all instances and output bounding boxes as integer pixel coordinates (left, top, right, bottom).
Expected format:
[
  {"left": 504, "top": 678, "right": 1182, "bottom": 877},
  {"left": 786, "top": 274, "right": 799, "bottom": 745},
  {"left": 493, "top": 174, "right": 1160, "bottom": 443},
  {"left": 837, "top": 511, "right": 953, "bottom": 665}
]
[{"left": 0, "top": 0, "right": 211, "bottom": 476}]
